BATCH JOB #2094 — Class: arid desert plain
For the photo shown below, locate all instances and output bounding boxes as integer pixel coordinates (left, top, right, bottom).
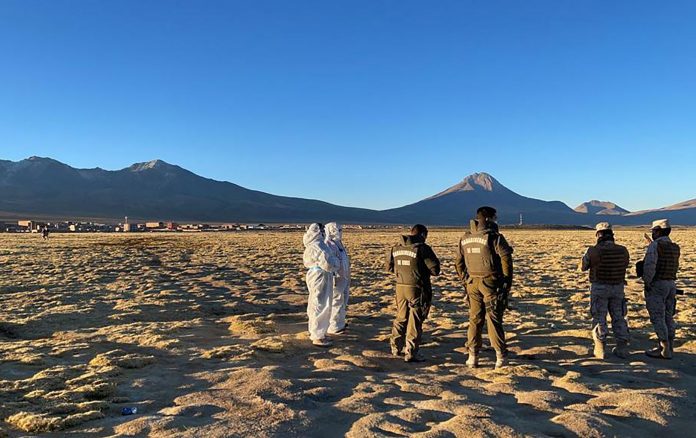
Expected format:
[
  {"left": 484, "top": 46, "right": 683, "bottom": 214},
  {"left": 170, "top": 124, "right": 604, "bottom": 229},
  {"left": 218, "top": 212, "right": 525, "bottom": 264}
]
[{"left": 1, "top": 229, "right": 695, "bottom": 437}]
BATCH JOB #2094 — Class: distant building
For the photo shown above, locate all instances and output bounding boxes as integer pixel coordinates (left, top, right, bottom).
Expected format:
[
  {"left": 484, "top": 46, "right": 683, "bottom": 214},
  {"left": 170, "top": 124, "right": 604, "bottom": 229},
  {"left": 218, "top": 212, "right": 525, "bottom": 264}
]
[
  {"left": 18, "top": 220, "right": 35, "bottom": 231},
  {"left": 181, "top": 223, "right": 212, "bottom": 231},
  {"left": 18, "top": 220, "right": 46, "bottom": 232},
  {"left": 146, "top": 222, "right": 164, "bottom": 229}
]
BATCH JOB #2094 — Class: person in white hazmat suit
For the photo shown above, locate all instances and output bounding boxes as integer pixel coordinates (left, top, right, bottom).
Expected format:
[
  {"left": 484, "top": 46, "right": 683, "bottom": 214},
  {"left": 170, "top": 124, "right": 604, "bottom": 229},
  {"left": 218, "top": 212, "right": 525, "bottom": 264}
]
[
  {"left": 325, "top": 222, "right": 351, "bottom": 334},
  {"left": 303, "top": 223, "right": 340, "bottom": 347}
]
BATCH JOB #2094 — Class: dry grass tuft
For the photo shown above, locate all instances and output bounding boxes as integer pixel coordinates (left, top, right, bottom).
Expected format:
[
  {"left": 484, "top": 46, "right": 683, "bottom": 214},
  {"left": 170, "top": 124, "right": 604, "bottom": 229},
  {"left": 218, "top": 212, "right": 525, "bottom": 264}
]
[
  {"left": 226, "top": 315, "right": 276, "bottom": 335},
  {"left": 89, "top": 350, "right": 156, "bottom": 369}
]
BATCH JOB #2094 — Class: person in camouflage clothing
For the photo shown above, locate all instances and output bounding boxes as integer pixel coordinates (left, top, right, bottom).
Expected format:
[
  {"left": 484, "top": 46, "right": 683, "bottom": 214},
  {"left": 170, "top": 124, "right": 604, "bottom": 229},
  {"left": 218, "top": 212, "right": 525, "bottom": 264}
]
[
  {"left": 642, "top": 219, "right": 680, "bottom": 360},
  {"left": 580, "top": 222, "right": 630, "bottom": 359}
]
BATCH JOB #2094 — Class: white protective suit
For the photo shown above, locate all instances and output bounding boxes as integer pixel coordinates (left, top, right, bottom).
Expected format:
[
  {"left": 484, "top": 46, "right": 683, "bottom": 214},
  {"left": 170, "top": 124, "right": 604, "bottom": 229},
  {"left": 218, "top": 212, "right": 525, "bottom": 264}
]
[
  {"left": 303, "top": 223, "right": 339, "bottom": 341},
  {"left": 325, "top": 222, "right": 351, "bottom": 333}
]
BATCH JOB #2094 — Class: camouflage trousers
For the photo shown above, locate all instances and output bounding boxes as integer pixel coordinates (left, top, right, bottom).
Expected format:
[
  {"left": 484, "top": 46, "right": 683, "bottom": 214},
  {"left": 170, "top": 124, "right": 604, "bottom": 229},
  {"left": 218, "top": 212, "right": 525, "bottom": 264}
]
[
  {"left": 590, "top": 283, "right": 629, "bottom": 343},
  {"left": 644, "top": 280, "right": 677, "bottom": 341}
]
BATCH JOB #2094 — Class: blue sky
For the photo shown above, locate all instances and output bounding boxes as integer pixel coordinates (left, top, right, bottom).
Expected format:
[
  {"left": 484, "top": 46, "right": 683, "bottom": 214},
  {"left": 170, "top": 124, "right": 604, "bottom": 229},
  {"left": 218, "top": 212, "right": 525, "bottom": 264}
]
[{"left": 1, "top": 1, "right": 695, "bottom": 211}]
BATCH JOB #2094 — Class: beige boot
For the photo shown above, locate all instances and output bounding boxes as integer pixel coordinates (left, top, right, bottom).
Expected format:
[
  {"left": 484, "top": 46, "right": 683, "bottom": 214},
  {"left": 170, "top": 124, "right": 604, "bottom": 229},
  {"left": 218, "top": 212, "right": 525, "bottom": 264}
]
[
  {"left": 592, "top": 328, "right": 606, "bottom": 359},
  {"left": 612, "top": 340, "right": 629, "bottom": 359},
  {"left": 466, "top": 352, "right": 479, "bottom": 368},
  {"left": 593, "top": 339, "right": 606, "bottom": 359},
  {"left": 495, "top": 352, "right": 508, "bottom": 369},
  {"left": 404, "top": 351, "right": 426, "bottom": 363}
]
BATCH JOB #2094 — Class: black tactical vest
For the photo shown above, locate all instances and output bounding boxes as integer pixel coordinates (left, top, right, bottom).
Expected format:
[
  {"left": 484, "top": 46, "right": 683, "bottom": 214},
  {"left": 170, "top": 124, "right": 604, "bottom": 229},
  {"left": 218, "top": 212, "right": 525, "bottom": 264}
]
[
  {"left": 655, "top": 240, "right": 680, "bottom": 280},
  {"left": 393, "top": 242, "right": 423, "bottom": 287},
  {"left": 461, "top": 230, "right": 499, "bottom": 278},
  {"left": 590, "top": 243, "right": 629, "bottom": 284}
]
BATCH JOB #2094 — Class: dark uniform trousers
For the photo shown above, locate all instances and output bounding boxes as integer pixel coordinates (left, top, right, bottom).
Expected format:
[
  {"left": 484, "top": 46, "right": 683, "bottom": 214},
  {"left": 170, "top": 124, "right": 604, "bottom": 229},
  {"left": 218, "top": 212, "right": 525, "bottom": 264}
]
[
  {"left": 467, "top": 277, "right": 506, "bottom": 354},
  {"left": 390, "top": 285, "right": 426, "bottom": 355}
]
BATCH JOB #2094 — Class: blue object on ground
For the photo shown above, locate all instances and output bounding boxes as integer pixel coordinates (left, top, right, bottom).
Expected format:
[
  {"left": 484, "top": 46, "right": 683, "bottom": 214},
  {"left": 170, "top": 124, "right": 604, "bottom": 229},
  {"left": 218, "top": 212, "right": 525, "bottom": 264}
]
[{"left": 121, "top": 407, "right": 138, "bottom": 415}]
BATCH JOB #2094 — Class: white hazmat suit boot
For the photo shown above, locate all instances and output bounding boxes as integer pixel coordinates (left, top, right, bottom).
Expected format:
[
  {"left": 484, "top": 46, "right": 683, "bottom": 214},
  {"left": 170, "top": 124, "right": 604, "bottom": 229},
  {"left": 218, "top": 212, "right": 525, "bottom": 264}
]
[
  {"left": 303, "top": 224, "right": 340, "bottom": 345},
  {"left": 325, "top": 222, "right": 351, "bottom": 334}
]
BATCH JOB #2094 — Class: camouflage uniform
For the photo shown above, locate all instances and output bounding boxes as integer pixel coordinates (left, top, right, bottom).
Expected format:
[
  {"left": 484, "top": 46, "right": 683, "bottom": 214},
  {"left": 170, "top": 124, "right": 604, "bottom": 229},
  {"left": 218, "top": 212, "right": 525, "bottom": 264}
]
[
  {"left": 642, "top": 236, "right": 680, "bottom": 342},
  {"left": 589, "top": 283, "right": 629, "bottom": 342},
  {"left": 580, "top": 240, "right": 630, "bottom": 344}
]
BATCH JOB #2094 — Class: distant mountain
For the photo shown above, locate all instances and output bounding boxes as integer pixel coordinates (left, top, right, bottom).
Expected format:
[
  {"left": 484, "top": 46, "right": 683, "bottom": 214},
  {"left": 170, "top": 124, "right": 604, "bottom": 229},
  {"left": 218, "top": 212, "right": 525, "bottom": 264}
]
[
  {"left": 574, "top": 200, "right": 629, "bottom": 216},
  {"left": 664, "top": 199, "right": 696, "bottom": 210},
  {"left": 0, "top": 157, "right": 381, "bottom": 223},
  {"left": 1, "top": 157, "right": 695, "bottom": 225},
  {"left": 629, "top": 198, "right": 696, "bottom": 213},
  {"left": 380, "top": 173, "right": 586, "bottom": 225},
  {"left": 621, "top": 198, "right": 696, "bottom": 225}
]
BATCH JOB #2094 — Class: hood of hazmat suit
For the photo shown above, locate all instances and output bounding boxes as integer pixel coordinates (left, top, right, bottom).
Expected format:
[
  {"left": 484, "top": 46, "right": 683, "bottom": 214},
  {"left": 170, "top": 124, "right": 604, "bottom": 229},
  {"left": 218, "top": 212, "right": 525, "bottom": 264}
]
[
  {"left": 325, "top": 222, "right": 343, "bottom": 241},
  {"left": 325, "top": 221, "right": 350, "bottom": 279},
  {"left": 303, "top": 223, "right": 324, "bottom": 247},
  {"left": 303, "top": 223, "right": 339, "bottom": 272}
]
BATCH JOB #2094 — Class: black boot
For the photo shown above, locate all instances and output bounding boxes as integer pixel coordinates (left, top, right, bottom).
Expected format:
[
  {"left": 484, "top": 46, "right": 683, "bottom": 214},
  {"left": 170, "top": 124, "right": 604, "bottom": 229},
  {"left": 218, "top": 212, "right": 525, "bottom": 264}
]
[{"left": 645, "top": 341, "right": 672, "bottom": 359}]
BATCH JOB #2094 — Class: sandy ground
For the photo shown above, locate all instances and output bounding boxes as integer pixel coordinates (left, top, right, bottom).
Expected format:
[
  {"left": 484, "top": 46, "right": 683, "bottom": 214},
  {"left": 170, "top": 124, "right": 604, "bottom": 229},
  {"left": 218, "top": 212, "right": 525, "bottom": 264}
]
[{"left": 1, "top": 229, "right": 695, "bottom": 437}]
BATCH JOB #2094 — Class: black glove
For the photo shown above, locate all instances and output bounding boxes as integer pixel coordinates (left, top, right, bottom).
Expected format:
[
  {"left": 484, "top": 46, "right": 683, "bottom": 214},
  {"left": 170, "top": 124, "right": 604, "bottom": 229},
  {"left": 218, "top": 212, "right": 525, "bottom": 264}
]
[
  {"left": 635, "top": 261, "right": 644, "bottom": 278},
  {"left": 500, "top": 277, "right": 512, "bottom": 310},
  {"left": 501, "top": 277, "right": 512, "bottom": 293}
]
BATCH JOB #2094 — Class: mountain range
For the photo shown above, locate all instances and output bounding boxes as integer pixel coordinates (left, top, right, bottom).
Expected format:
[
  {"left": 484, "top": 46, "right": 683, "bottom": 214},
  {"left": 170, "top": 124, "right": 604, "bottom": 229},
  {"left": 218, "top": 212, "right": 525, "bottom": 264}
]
[
  {"left": 1, "top": 156, "right": 695, "bottom": 225},
  {"left": 574, "top": 200, "right": 629, "bottom": 216}
]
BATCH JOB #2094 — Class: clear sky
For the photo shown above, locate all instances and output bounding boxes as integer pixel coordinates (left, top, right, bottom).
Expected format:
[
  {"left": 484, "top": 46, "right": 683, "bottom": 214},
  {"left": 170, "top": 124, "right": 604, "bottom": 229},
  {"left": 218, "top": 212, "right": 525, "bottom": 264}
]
[{"left": 1, "top": 1, "right": 695, "bottom": 212}]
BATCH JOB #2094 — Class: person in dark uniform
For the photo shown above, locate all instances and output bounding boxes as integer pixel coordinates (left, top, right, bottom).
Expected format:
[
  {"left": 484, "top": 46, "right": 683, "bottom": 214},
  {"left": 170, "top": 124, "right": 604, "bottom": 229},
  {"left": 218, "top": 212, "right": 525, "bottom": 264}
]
[
  {"left": 387, "top": 224, "right": 441, "bottom": 362},
  {"left": 455, "top": 206, "right": 513, "bottom": 369}
]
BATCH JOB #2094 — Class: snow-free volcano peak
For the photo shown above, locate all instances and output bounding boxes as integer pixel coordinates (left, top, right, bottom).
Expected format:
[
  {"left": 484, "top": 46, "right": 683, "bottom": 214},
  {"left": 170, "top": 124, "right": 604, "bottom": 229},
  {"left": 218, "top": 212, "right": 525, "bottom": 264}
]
[
  {"left": 128, "top": 159, "right": 174, "bottom": 172},
  {"left": 574, "top": 200, "right": 629, "bottom": 215},
  {"left": 427, "top": 172, "right": 507, "bottom": 200}
]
